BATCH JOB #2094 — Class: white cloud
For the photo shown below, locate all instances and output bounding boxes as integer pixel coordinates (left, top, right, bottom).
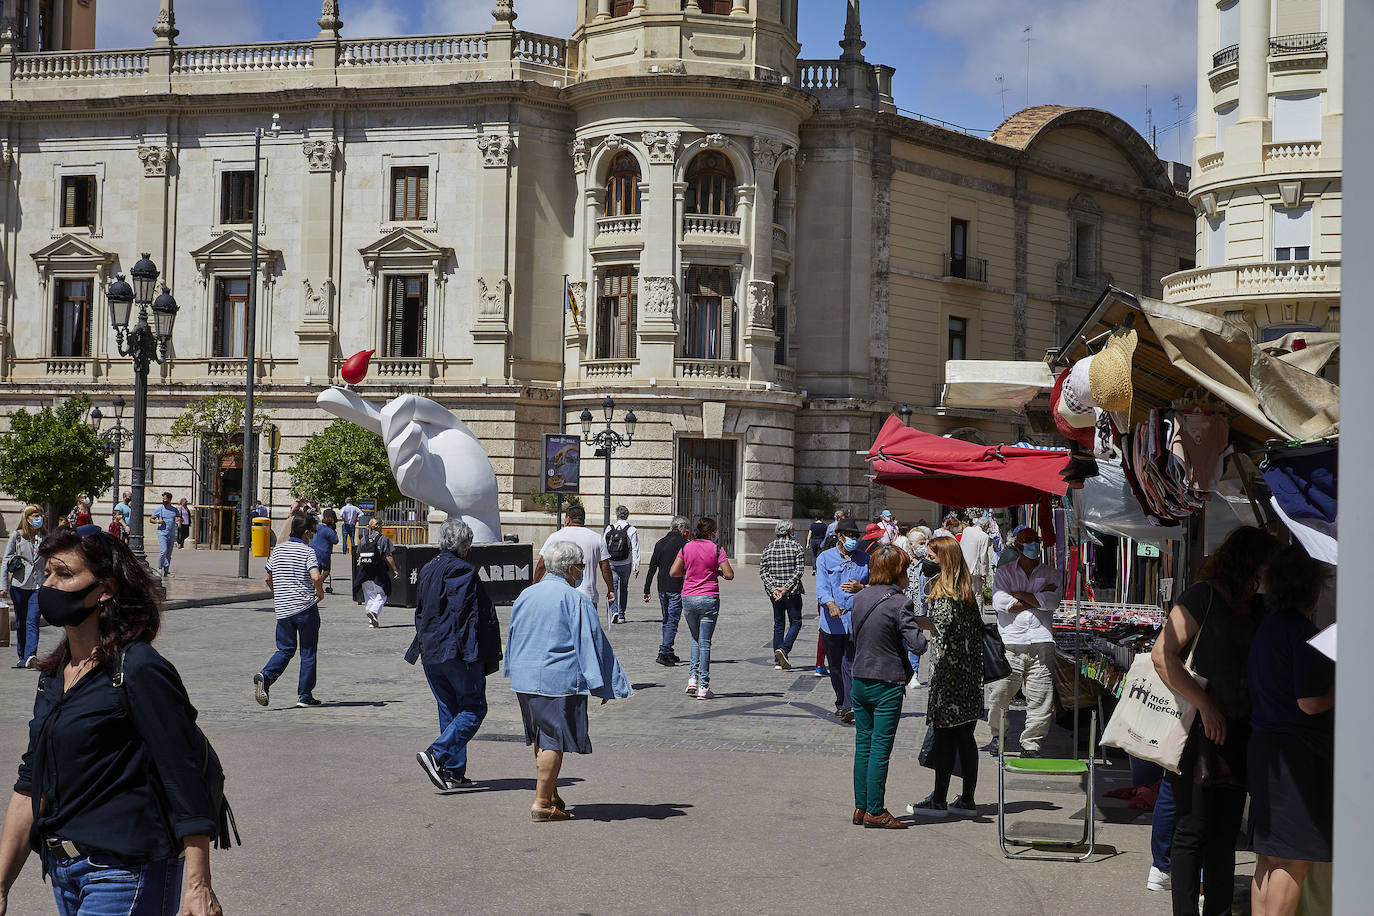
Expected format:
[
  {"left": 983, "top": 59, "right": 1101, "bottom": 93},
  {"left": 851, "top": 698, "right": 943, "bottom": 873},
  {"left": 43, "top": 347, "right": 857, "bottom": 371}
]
[
  {"left": 346, "top": 0, "right": 412, "bottom": 37},
  {"left": 916, "top": 0, "right": 1195, "bottom": 109},
  {"left": 421, "top": 0, "right": 575, "bottom": 36},
  {"left": 95, "top": 0, "right": 278, "bottom": 48}
]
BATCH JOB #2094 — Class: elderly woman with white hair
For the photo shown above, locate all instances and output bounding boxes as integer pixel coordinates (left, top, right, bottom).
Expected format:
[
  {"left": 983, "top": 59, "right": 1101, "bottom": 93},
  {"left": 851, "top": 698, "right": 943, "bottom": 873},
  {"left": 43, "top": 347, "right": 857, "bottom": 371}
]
[
  {"left": 505, "top": 540, "right": 632, "bottom": 821},
  {"left": 407, "top": 518, "right": 503, "bottom": 792}
]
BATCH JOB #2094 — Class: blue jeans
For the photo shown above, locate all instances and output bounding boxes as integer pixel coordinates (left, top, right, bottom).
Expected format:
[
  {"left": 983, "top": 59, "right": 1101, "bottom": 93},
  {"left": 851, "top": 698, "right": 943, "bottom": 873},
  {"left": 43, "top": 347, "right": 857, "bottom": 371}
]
[
  {"left": 11, "top": 586, "right": 39, "bottom": 662},
  {"left": 51, "top": 854, "right": 184, "bottom": 916},
  {"left": 341, "top": 523, "right": 356, "bottom": 555},
  {"left": 1151, "top": 770, "right": 1176, "bottom": 872},
  {"left": 682, "top": 596, "right": 720, "bottom": 690},
  {"left": 156, "top": 530, "right": 175, "bottom": 574},
  {"left": 261, "top": 605, "right": 321, "bottom": 701},
  {"left": 422, "top": 658, "right": 488, "bottom": 777},
  {"left": 906, "top": 650, "right": 921, "bottom": 681},
  {"left": 770, "top": 592, "right": 802, "bottom": 654},
  {"left": 658, "top": 591, "right": 683, "bottom": 655},
  {"left": 610, "top": 561, "right": 633, "bottom": 617}
]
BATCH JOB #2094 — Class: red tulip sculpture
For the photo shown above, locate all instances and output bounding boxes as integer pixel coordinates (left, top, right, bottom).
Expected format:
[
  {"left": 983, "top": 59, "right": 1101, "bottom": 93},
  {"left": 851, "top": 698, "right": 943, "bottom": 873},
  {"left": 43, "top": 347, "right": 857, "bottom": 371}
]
[{"left": 340, "top": 349, "right": 374, "bottom": 387}]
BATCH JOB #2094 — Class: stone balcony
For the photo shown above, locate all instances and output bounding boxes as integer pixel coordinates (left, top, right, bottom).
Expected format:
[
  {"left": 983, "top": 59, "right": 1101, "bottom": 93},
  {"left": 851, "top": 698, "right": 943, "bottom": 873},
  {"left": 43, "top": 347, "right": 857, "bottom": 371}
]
[
  {"left": 595, "top": 215, "right": 643, "bottom": 239},
  {"left": 1162, "top": 259, "right": 1341, "bottom": 307},
  {"left": 683, "top": 213, "right": 742, "bottom": 239}
]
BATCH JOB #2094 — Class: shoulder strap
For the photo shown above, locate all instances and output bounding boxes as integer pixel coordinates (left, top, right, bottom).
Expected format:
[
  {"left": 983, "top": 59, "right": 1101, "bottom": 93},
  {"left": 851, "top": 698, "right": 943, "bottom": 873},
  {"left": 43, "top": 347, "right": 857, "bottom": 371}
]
[
  {"left": 853, "top": 587, "right": 902, "bottom": 641},
  {"left": 1183, "top": 584, "right": 1216, "bottom": 670}
]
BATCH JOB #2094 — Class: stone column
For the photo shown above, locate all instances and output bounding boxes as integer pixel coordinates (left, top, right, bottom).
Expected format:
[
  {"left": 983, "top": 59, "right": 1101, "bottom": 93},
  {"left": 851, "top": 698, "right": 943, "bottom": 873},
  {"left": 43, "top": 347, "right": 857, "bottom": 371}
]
[
  {"left": 296, "top": 136, "right": 339, "bottom": 381},
  {"left": 25, "top": 0, "right": 37, "bottom": 50},
  {"left": 731, "top": 0, "right": 748, "bottom": 15},
  {"left": 1194, "top": 0, "right": 1216, "bottom": 164},
  {"left": 50, "top": 0, "right": 62, "bottom": 48},
  {"left": 1237, "top": 0, "right": 1267, "bottom": 123},
  {"left": 595, "top": 0, "right": 612, "bottom": 21},
  {"left": 472, "top": 132, "right": 515, "bottom": 381},
  {"left": 744, "top": 136, "right": 783, "bottom": 383},
  {"left": 638, "top": 130, "right": 680, "bottom": 382},
  {"left": 0, "top": 139, "right": 13, "bottom": 379},
  {"left": 568, "top": 139, "right": 591, "bottom": 379}
]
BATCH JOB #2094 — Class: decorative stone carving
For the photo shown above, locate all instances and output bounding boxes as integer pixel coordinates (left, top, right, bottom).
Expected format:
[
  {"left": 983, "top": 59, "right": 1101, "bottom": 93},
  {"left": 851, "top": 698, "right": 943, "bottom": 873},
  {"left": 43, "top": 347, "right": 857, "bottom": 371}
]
[
  {"left": 568, "top": 281, "right": 587, "bottom": 332},
  {"left": 602, "top": 134, "right": 629, "bottom": 153},
  {"left": 642, "top": 130, "right": 680, "bottom": 165},
  {"left": 492, "top": 0, "right": 517, "bottom": 24},
  {"left": 702, "top": 133, "right": 729, "bottom": 150},
  {"left": 302, "top": 278, "right": 332, "bottom": 318},
  {"left": 641, "top": 276, "right": 677, "bottom": 320},
  {"left": 568, "top": 139, "right": 590, "bottom": 173},
  {"left": 752, "top": 137, "right": 784, "bottom": 172},
  {"left": 137, "top": 145, "right": 172, "bottom": 177},
  {"left": 152, "top": 1, "right": 178, "bottom": 42},
  {"left": 747, "top": 280, "right": 775, "bottom": 327},
  {"left": 477, "top": 134, "right": 513, "bottom": 168},
  {"left": 476, "top": 276, "right": 509, "bottom": 319},
  {"left": 317, "top": 1, "right": 342, "bottom": 32},
  {"left": 301, "top": 138, "right": 339, "bottom": 172},
  {"left": 0, "top": 142, "right": 14, "bottom": 177},
  {"left": 787, "top": 289, "right": 798, "bottom": 336}
]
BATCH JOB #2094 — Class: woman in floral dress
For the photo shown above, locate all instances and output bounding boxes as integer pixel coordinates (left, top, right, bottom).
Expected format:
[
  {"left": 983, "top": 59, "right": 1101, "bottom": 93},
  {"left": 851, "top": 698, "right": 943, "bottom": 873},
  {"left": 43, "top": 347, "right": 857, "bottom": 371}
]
[{"left": 908, "top": 536, "right": 985, "bottom": 818}]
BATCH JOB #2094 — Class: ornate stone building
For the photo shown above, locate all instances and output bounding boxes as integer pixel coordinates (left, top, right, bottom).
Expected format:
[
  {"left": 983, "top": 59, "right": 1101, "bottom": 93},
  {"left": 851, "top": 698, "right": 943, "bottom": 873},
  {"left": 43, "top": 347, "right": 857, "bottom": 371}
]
[
  {"left": 1161, "top": 0, "right": 1341, "bottom": 347},
  {"left": 0, "top": 0, "right": 1192, "bottom": 559}
]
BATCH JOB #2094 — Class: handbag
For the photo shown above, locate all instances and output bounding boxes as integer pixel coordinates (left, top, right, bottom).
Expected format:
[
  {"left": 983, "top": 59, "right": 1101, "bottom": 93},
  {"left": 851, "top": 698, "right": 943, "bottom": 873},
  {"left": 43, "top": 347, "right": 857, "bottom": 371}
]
[
  {"left": 1101, "top": 588, "right": 1213, "bottom": 774},
  {"left": 918, "top": 723, "right": 967, "bottom": 777},
  {"left": 981, "top": 622, "right": 1012, "bottom": 683}
]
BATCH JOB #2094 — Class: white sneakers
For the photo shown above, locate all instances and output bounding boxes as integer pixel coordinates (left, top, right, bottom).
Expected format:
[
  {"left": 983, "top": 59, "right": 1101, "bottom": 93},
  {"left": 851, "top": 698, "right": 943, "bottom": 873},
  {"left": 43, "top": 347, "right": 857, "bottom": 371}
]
[
  {"left": 685, "top": 677, "right": 697, "bottom": 696},
  {"left": 1147, "top": 866, "right": 1171, "bottom": 892},
  {"left": 696, "top": 687, "right": 714, "bottom": 700}
]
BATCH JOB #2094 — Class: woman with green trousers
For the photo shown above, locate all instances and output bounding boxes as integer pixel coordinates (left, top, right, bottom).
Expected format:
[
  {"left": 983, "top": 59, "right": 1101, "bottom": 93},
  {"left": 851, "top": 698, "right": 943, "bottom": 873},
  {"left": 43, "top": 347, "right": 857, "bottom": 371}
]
[{"left": 848, "top": 545, "right": 929, "bottom": 828}]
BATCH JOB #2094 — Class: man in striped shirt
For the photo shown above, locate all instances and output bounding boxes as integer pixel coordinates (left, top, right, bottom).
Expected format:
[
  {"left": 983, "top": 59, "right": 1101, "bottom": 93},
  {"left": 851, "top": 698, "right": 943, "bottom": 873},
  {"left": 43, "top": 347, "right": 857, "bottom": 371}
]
[
  {"left": 254, "top": 514, "right": 326, "bottom": 708},
  {"left": 759, "top": 520, "right": 807, "bottom": 669}
]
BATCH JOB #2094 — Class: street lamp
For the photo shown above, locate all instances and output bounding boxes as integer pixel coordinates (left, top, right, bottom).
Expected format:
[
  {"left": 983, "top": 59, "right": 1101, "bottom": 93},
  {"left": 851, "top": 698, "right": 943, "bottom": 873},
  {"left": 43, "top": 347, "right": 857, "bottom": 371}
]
[
  {"left": 897, "top": 404, "right": 913, "bottom": 427},
  {"left": 580, "top": 396, "right": 636, "bottom": 530},
  {"left": 90, "top": 396, "right": 133, "bottom": 504},
  {"left": 238, "top": 111, "right": 281, "bottom": 578},
  {"left": 107, "top": 257, "right": 178, "bottom": 564}
]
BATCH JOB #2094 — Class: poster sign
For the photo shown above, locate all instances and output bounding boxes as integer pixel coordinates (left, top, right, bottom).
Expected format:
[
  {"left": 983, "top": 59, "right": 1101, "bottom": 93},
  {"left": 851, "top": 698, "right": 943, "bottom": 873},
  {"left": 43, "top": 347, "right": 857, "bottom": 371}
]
[{"left": 543, "top": 434, "right": 581, "bottom": 494}]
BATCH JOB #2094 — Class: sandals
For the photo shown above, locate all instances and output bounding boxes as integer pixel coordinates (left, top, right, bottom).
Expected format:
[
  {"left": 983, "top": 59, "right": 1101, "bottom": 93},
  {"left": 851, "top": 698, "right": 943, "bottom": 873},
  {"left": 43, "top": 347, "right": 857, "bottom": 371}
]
[{"left": 531, "top": 806, "right": 572, "bottom": 822}]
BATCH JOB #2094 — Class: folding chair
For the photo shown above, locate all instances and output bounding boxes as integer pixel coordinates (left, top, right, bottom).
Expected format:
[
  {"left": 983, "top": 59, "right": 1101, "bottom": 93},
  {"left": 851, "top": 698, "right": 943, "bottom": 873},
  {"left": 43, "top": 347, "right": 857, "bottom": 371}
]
[{"left": 997, "top": 710, "right": 1096, "bottom": 861}]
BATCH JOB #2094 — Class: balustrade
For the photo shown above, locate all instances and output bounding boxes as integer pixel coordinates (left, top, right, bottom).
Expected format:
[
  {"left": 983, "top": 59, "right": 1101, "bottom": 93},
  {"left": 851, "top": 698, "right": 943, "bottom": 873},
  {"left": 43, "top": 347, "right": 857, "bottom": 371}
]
[
  {"left": 683, "top": 214, "right": 742, "bottom": 236},
  {"left": 15, "top": 49, "right": 148, "bottom": 79},
  {"left": 174, "top": 43, "right": 313, "bottom": 73},
  {"left": 44, "top": 358, "right": 91, "bottom": 376},
  {"left": 1163, "top": 260, "right": 1340, "bottom": 304},
  {"left": 582, "top": 359, "right": 638, "bottom": 379},
  {"left": 341, "top": 34, "right": 487, "bottom": 66},
  {"left": 675, "top": 359, "right": 747, "bottom": 380},
  {"left": 597, "top": 216, "right": 642, "bottom": 236}
]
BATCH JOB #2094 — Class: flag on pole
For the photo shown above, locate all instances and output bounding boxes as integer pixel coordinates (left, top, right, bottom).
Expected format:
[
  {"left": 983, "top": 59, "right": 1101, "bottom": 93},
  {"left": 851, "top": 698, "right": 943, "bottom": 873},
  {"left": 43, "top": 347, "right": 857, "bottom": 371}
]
[{"left": 565, "top": 279, "right": 581, "bottom": 331}]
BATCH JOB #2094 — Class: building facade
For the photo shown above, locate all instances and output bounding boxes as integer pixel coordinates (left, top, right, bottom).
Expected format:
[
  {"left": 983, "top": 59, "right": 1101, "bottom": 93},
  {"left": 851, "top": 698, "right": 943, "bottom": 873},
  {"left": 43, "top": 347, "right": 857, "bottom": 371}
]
[
  {"left": 1162, "top": 0, "right": 1341, "bottom": 346},
  {"left": 0, "top": 0, "right": 1192, "bottom": 559}
]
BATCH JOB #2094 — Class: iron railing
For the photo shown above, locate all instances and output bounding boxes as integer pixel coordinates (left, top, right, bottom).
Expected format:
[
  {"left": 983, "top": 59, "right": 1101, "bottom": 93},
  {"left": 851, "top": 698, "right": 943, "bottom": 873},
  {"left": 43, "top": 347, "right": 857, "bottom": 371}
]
[
  {"left": 1212, "top": 44, "right": 1239, "bottom": 68},
  {"left": 945, "top": 253, "right": 988, "bottom": 282},
  {"left": 1270, "top": 32, "right": 1327, "bottom": 55}
]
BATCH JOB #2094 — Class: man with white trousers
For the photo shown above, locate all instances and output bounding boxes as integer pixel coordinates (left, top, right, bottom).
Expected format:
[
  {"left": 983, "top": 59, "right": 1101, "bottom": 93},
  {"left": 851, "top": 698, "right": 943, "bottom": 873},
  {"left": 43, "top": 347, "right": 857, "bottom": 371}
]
[{"left": 959, "top": 516, "right": 994, "bottom": 615}]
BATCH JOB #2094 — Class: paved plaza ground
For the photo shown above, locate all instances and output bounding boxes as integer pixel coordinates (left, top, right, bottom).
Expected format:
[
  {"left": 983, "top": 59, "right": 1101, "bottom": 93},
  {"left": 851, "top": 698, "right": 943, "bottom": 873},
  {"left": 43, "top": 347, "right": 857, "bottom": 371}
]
[{"left": 0, "top": 553, "right": 1225, "bottom": 914}]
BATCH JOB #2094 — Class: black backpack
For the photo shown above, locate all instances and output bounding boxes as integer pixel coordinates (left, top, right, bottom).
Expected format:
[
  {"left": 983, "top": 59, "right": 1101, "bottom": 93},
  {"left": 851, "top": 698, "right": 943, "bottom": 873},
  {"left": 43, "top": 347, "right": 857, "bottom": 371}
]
[
  {"left": 114, "top": 649, "right": 241, "bottom": 850},
  {"left": 605, "top": 524, "right": 631, "bottom": 562},
  {"left": 357, "top": 534, "right": 380, "bottom": 566}
]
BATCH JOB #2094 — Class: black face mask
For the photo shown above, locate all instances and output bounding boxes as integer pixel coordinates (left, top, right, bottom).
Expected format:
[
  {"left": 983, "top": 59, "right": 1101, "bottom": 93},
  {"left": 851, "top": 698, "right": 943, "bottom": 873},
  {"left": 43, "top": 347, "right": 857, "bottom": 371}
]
[
  {"left": 920, "top": 558, "right": 941, "bottom": 578},
  {"left": 38, "top": 581, "right": 102, "bottom": 628}
]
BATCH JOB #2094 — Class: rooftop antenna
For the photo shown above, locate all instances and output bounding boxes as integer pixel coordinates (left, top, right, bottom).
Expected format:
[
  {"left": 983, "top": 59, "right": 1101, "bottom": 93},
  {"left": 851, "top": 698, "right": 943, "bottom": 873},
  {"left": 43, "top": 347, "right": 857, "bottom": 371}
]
[
  {"left": 996, "top": 73, "right": 1008, "bottom": 119},
  {"left": 1023, "top": 26, "right": 1032, "bottom": 107},
  {"left": 1144, "top": 83, "right": 1153, "bottom": 150},
  {"left": 1172, "top": 94, "right": 1184, "bottom": 160}
]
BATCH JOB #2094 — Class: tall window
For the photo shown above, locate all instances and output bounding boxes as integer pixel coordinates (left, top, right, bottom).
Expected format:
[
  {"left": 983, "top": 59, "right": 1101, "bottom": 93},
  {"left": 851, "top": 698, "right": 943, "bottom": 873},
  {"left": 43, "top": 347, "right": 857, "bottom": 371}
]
[
  {"left": 605, "top": 153, "right": 641, "bottom": 217},
  {"left": 949, "top": 218, "right": 969, "bottom": 278},
  {"left": 1217, "top": 0, "right": 1238, "bottom": 52},
  {"left": 687, "top": 0, "right": 732, "bottom": 13},
  {"left": 213, "top": 277, "right": 249, "bottom": 358},
  {"left": 53, "top": 279, "right": 92, "bottom": 357},
  {"left": 220, "top": 171, "right": 256, "bottom": 225},
  {"left": 613, "top": 0, "right": 633, "bottom": 15},
  {"left": 385, "top": 276, "right": 427, "bottom": 357},
  {"left": 60, "top": 176, "right": 96, "bottom": 229},
  {"left": 948, "top": 316, "right": 968, "bottom": 361},
  {"left": 390, "top": 167, "right": 429, "bottom": 222},
  {"left": 1073, "top": 221, "right": 1097, "bottom": 280},
  {"left": 685, "top": 152, "right": 736, "bottom": 216},
  {"left": 1274, "top": 206, "right": 1313, "bottom": 271},
  {"left": 1207, "top": 213, "right": 1227, "bottom": 267},
  {"left": 683, "top": 266, "right": 735, "bottom": 360},
  {"left": 1272, "top": 92, "right": 1322, "bottom": 144},
  {"left": 1215, "top": 102, "right": 1239, "bottom": 152},
  {"left": 595, "top": 267, "right": 638, "bottom": 360},
  {"left": 772, "top": 274, "right": 787, "bottom": 365}
]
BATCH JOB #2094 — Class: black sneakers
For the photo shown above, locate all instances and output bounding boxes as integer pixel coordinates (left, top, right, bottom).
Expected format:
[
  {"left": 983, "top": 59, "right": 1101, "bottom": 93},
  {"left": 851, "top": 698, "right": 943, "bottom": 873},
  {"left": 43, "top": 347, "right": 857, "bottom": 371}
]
[
  {"left": 417, "top": 750, "right": 449, "bottom": 790},
  {"left": 906, "top": 795, "right": 949, "bottom": 818},
  {"left": 948, "top": 795, "right": 977, "bottom": 816},
  {"left": 253, "top": 673, "right": 269, "bottom": 707},
  {"left": 295, "top": 696, "right": 322, "bottom": 708},
  {"left": 655, "top": 653, "right": 675, "bottom": 667}
]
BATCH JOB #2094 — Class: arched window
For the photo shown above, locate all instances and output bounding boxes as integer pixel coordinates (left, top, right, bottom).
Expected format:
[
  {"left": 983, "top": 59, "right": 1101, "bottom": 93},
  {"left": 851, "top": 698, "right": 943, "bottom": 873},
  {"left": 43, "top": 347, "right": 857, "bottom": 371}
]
[
  {"left": 685, "top": 152, "right": 736, "bottom": 216},
  {"left": 604, "top": 152, "right": 641, "bottom": 217}
]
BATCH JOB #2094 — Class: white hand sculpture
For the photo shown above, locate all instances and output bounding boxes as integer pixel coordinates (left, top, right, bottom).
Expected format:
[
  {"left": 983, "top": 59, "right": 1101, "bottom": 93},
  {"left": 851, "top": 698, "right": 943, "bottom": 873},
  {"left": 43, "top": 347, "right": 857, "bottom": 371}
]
[{"left": 317, "top": 387, "right": 502, "bottom": 543}]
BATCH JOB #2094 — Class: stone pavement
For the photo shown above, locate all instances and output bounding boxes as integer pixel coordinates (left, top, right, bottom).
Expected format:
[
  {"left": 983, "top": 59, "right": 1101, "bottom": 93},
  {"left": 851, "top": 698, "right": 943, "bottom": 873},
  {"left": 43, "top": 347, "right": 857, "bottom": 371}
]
[{"left": 0, "top": 564, "right": 1216, "bottom": 914}]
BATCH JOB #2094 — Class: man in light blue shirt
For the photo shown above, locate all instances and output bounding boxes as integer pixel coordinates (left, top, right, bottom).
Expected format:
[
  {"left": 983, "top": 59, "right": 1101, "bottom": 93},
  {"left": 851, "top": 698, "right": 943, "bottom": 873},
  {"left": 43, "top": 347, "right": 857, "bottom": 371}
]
[
  {"left": 815, "top": 519, "right": 869, "bottom": 721},
  {"left": 114, "top": 490, "right": 132, "bottom": 527},
  {"left": 149, "top": 492, "right": 179, "bottom": 578}
]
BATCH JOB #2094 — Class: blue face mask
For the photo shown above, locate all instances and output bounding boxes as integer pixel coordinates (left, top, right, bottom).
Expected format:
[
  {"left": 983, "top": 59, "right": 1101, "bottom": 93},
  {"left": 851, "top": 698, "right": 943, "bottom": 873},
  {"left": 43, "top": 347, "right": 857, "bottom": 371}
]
[
  {"left": 31, "top": 516, "right": 43, "bottom": 529},
  {"left": 1021, "top": 542, "right": 1042, "bottom": 560},
  {"left": 842, "top": 537, "right": 859, "bottom": 552}
]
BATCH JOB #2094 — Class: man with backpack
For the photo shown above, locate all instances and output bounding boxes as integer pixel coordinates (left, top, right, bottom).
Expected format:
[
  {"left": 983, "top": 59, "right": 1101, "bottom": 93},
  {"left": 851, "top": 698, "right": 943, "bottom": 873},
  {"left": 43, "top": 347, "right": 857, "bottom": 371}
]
[
  {"left": 603, "top": 506, "right": 640, "bottom": 625},
  {"left": 354, "top": 518, "right": 399, "bottom": 628}
]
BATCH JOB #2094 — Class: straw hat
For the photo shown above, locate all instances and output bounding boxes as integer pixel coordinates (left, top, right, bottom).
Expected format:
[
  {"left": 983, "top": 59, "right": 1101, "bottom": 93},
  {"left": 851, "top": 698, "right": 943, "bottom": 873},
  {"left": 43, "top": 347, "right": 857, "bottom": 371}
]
[{"left": 1088, "top": 329, "right": 1137, "bottom": 413}]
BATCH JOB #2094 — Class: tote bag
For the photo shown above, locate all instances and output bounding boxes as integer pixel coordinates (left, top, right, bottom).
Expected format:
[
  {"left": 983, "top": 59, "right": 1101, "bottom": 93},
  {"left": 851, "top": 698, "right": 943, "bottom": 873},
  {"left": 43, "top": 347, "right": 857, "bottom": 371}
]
[{"left": 1101, "top": 590, "right": 1212, "bottom": 774}]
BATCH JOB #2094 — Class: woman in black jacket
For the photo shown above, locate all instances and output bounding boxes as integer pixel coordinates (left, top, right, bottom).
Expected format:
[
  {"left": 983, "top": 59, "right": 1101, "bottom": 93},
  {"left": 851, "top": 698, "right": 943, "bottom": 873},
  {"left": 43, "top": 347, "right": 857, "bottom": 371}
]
[
  {"left": 0, "top": 528, "right": 224, "bottom": 916},
  {"left": 848, "top": 545, "right": 928, "bottom": 829}
]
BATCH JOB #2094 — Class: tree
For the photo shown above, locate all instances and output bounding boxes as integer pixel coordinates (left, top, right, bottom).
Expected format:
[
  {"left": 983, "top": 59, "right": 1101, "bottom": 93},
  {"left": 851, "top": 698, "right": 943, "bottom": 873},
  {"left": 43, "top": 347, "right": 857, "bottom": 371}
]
[
  {"left": 287, "top": 418, "right": 402, "bottom": 509},
  {"left": 157, "top": 395, "right": 271, "bottom": 547},
  {"left": 0, "top": 395, "right": 111, "bottom": 516}
]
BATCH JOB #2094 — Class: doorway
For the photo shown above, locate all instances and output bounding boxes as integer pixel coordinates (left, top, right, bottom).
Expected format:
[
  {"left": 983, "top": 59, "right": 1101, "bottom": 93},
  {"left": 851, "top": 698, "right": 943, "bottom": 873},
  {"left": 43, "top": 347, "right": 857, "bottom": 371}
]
[{"left": 676, "top": 438, "right": 737, "bottom": 556}]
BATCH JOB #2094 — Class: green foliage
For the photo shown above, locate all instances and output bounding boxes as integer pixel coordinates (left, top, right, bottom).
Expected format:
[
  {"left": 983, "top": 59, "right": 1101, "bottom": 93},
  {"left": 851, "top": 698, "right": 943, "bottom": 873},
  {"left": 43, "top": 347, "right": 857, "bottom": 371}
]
[
  {"left": 287, "top": 418, "right": 402, "bottom": 509},
  {"left": 793, "top": 480, "right": 841, "bottom": 518},
  {"left": 157, "top": 394, "right": 270, "bottom": 504},
  {"left": 0, "top": 395, "right": 112, "bottom": 511},
  {"left": 527, "top": 491, "right": 583, "bottom": 515}
]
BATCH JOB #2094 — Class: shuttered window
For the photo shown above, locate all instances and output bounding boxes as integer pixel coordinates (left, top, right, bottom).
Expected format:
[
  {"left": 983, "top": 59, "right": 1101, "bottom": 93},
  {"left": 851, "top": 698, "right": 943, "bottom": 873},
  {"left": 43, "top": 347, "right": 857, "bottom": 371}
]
[
  {"left": 595, "top": 267, "right": 638, "bottom": 359},
  {"left": 1207, "top": 214, "right": 1227, "bottom": 267},
  {"left": 213, "top": 277, "right": 249, "bottom": 358},
  {"left": 687, "top": 0, "right": 732, "bottom": 13},
  {"left": 385, "top": 275, "right": 427, "bottom": 357},
  {"left": 60, "top": 176, "right": 96, "bottom": 229},
  {"left": 605, "top": 153, "right": 641, "bottom": 217},
  {"left": 685, "top": 152, "right": 736, "bottom": 216},
  {"left": 772, "top": 274, "right": 787, "bottom": 365},
  {"left": 220, "top": 171, "right": 255, "bottom": 225},
  {"left": 1275, "top": 0, "right": 1322, "bottom": 37},
  {"left": 53, "top": 279, "right": 93, "bottom": 357},
  {"left": 683, "top": 265, "right": 734, "bottom": 360},
  {"left": 390, "top": 167, "right": 429, "bottom": 222},
  {"left": 613, "top": 0, "right": 633, "bottom": 15},
  {"left": 1272, "top": 92, "right": 1322, "bottom": 143}
]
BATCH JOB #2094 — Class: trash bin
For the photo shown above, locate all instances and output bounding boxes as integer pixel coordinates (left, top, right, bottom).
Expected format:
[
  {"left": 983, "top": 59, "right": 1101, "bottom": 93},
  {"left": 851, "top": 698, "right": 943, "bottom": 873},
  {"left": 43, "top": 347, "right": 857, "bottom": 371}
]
[{"left": 251, "top": 517, "right": 272, "bottom": 558}]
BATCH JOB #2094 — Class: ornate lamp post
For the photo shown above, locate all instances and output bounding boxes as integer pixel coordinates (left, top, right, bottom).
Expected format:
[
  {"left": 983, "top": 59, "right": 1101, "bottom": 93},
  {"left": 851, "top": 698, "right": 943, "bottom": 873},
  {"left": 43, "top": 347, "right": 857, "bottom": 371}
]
[
  {"left": 90, "top": 396, "right": 133, "bottom": 501},
  {"left": 579, "top": 396, "right": 636, "bottom": 530},
  {"left": 897, "top": 404, "right": 913, "bottom": 427},
  {"left": 106, "top": 256, "right": 178, "bottom": 563}
]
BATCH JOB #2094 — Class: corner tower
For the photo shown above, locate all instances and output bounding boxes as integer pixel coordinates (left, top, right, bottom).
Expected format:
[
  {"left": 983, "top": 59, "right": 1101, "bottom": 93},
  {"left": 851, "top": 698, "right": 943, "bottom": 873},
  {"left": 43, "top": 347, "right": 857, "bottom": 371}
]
[{"left": 573, "top": 0, "right": 801, "bottom": 82}]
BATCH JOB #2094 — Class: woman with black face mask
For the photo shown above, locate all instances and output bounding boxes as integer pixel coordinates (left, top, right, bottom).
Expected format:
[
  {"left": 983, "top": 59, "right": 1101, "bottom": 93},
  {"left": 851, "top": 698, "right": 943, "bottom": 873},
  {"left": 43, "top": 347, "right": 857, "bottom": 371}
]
[{"left": 0, "top": 528, "right": 225, "bottom": 916}]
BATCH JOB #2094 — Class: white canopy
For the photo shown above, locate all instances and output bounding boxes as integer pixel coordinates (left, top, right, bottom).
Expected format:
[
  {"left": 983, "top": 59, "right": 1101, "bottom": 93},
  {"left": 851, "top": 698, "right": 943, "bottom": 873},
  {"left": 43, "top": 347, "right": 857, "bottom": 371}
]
[{"left": 941, "top": 360, "right": 1055, "bottom": 410}]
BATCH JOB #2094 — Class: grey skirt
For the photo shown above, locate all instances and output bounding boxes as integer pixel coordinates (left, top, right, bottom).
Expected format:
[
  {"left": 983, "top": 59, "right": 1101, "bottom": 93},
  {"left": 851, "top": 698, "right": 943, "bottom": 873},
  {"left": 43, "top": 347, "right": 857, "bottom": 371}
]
[{"left": 518, "top": 693, "right": 592, "bottom": 754}]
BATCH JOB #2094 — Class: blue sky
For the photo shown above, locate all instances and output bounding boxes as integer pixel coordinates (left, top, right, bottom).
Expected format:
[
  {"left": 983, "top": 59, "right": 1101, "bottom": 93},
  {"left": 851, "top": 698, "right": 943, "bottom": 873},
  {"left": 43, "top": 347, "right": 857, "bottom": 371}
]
[{"left": 98, "top": 1, "right": 1198, "bottom": 162}]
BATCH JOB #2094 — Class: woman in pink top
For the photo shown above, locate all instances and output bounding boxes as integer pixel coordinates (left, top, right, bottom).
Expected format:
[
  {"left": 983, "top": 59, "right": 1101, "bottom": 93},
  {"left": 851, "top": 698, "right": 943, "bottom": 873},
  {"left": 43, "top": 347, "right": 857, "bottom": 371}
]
[{"left": 669, "top": 517, "right": 735, "bottom": 699}]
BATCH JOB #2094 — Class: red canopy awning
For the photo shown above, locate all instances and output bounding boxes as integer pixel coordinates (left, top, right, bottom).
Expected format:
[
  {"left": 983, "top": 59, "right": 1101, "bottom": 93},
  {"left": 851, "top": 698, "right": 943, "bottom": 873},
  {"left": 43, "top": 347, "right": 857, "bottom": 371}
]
[{"left": 866, "top": 415, "right": 1070, "bottom": 508}]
